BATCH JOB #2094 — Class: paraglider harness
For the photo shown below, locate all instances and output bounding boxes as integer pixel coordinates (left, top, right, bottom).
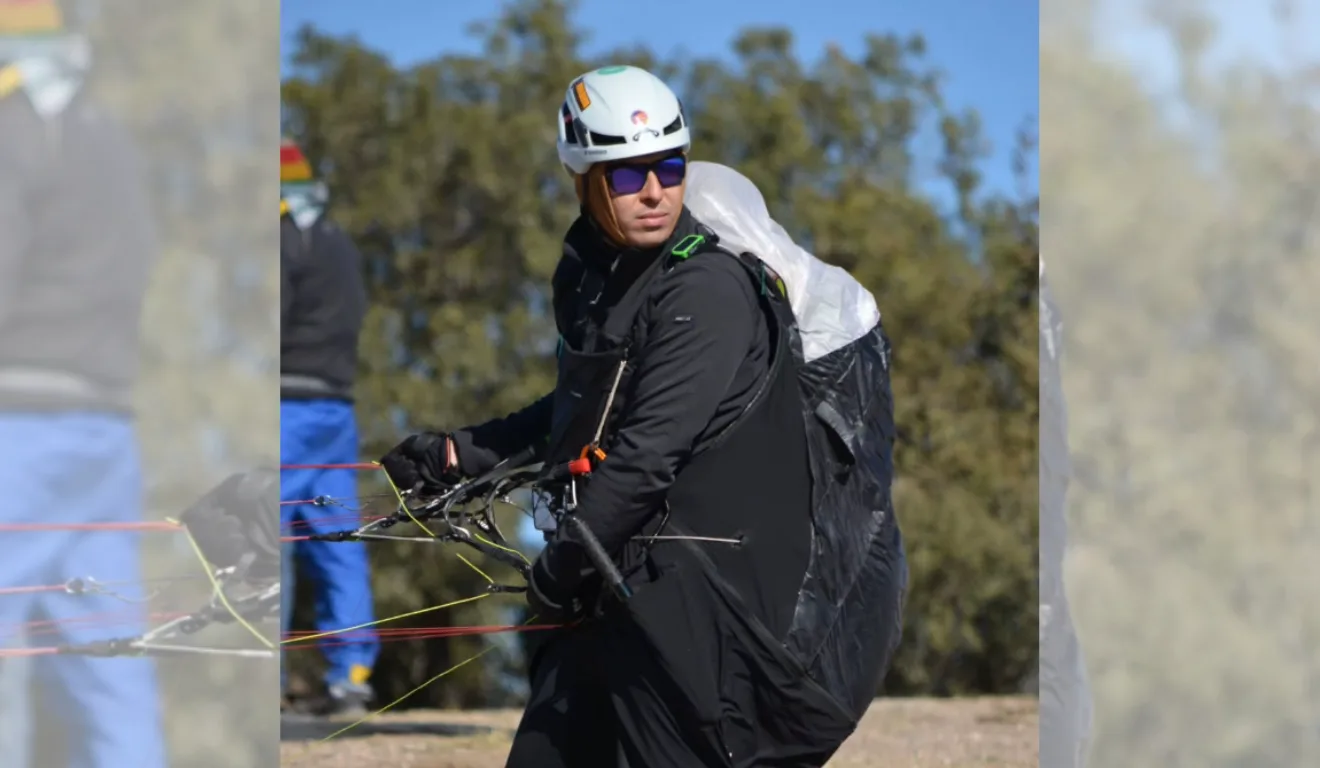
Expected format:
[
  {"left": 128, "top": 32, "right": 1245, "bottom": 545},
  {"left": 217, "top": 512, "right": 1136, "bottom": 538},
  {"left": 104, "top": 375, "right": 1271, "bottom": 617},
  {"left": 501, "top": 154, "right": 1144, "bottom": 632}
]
[{"left": 527, "top": 227, "right": 797, "bottom": 606}]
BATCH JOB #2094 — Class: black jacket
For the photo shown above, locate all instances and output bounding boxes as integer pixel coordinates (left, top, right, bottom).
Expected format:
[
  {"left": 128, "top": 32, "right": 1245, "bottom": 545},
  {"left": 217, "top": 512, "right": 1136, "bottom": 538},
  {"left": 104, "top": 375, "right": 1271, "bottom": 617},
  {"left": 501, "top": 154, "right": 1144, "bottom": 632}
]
[
  {"left": 451, "top": 208, "right": 772, "bottom": 557},
  {"left": 0, "top": 89, "right": 156, "bottom": 414},
  {"left": 487, "top": 208, "right": 885, "bottom": 766},
  {"left": 280, "top": 214, "right": 367, "bottom": 400}
]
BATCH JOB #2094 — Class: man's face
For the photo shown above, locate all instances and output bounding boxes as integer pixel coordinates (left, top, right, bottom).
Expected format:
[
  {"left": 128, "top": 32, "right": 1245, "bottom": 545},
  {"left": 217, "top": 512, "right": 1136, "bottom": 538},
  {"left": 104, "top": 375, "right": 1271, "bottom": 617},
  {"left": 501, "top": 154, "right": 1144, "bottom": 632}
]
[{"left": 606, "top": 152, "right": 686, "bottom": 249}]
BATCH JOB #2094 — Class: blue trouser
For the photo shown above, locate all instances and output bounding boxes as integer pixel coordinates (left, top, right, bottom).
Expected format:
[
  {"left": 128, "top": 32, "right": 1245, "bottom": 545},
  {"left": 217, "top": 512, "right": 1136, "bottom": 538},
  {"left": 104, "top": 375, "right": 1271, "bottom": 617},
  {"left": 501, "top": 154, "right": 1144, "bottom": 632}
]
[
  {"left": 280, "top": 399, "right": 379, "bottom": 689},
  {"left": 0, "top": 413, "right": 166, "bottom": 768}
]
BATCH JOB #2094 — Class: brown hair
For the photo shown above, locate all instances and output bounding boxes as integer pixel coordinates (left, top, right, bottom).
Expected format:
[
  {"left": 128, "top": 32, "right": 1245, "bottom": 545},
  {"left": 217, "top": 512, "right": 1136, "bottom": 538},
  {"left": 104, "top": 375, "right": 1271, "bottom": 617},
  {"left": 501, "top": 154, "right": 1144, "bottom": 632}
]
[{"left": 573, "top": 164, "right": 627, "bottom": 246}]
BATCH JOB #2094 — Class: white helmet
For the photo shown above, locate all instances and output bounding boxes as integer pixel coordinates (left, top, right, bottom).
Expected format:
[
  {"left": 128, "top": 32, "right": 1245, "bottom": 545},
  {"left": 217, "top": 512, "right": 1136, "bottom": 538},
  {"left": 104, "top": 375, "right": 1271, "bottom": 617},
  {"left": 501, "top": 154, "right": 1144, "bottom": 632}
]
[{"left": 556, "top": 64, "right": 691, "bottom": 175}]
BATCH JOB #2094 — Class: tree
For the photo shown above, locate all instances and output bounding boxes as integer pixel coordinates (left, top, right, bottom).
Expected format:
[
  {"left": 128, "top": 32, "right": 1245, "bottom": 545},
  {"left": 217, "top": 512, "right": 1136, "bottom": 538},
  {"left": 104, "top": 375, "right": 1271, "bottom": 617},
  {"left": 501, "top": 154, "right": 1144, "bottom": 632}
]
[
  {"left": 281, "top": 0, "right": 1039, "bottom": 706},
  {"left": 1043, "top": 0, "right": 1320, "bottom": 763}
]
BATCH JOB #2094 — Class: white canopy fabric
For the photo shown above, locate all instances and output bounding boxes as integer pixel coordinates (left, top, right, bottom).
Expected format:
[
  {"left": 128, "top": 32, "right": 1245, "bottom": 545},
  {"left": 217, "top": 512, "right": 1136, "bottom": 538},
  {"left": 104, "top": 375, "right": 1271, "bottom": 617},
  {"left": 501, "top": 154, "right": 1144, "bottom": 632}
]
[{"left": 685, "top": 161, "right": 881, "bottom": 363}]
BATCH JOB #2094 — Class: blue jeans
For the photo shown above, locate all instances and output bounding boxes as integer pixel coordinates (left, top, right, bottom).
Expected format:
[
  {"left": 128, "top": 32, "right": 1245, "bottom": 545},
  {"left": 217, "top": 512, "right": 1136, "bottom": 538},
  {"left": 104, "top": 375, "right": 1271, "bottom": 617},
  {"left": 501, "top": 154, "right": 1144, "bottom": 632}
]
[
  {"left": 280, "top": 399, "right": 379, "bottom": 689},
  {"left": 0, "top": 413, "right": 166, "bottom": 768}
]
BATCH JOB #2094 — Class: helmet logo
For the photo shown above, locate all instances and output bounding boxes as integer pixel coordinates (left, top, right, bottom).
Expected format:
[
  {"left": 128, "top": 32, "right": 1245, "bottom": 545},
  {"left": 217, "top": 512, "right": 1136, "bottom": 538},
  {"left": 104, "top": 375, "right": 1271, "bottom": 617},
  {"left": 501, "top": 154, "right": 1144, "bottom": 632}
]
[{"left": 630, "top": 110, "right": 648, "bottom": 126}]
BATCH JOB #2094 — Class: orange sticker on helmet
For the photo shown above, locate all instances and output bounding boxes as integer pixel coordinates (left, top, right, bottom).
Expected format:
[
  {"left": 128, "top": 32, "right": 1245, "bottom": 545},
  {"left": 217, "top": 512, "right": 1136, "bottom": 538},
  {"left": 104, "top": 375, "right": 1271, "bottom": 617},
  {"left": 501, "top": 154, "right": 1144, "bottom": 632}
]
[{"left": 572, "top": 80, "right": 591, "bottom": 111}]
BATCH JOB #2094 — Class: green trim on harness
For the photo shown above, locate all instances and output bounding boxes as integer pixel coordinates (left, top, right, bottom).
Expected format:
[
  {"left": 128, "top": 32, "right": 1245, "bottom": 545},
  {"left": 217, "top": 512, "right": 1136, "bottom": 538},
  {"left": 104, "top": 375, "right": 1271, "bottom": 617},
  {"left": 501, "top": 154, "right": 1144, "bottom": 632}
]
[
  {"left": 669, "top": 234, "right": 706, "bottom": 260},
  {"left": 756, "top": 263, "right": 787, "bottom": 298}
]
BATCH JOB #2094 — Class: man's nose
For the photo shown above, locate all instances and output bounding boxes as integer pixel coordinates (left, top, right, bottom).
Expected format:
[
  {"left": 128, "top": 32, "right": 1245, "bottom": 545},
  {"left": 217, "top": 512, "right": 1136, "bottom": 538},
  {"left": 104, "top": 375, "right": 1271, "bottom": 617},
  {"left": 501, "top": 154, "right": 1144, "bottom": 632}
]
[{"left": 638, "top": 171, "right": 663, "bottom": 202}]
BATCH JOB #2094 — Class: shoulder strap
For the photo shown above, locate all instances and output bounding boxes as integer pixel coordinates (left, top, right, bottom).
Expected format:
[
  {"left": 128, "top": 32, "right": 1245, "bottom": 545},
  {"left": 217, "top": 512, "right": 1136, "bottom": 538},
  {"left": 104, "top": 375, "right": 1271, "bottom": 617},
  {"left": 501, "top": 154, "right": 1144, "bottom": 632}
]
[
  {"left": 662, "top": 226, "right": 799, "bottom": 369},
  {"left": 662, "top": 221, "right": 720, "bottom": 270},
  {"left": 664, "top": 225, "right": 790, "bottom": 306}
]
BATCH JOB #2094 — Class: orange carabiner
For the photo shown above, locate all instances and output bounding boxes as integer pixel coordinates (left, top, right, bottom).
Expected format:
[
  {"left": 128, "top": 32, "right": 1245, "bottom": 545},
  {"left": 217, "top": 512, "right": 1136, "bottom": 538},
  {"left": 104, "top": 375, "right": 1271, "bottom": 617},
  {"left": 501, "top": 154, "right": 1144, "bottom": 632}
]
[{"left": 568, "top": 444, "right": 607, "bottom": 476}]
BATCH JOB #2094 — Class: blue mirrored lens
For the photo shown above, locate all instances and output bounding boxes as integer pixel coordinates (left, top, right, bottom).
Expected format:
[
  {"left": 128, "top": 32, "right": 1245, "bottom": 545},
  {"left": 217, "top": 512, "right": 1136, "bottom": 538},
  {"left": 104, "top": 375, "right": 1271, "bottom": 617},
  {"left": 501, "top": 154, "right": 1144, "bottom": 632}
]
[
  {"left": 609, "top": 165, "right": 649, "bottom": 195},
  {"left": 654, "top": 157, "right": 686, "bottom": 187}
]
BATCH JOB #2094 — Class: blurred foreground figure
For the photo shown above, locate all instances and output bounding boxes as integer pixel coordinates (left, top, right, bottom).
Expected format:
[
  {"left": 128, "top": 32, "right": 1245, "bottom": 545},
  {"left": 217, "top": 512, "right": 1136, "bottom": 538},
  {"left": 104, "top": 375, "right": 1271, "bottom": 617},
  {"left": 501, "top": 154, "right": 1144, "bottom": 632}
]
[
  {"left": 0, "top": 0, "right": 166, "bottom": 765},
  {"left": 1039, "top": 259, "right": 1093, "bottom": 767},
  {"left": 381, "top": 65, "right": 907, "bottom": 768},
  {"left": 279, "top": 138, "right": 378, "bottom": 716},
  {"left": 180, "top": 468, "right": 282, "bottom": 593}
]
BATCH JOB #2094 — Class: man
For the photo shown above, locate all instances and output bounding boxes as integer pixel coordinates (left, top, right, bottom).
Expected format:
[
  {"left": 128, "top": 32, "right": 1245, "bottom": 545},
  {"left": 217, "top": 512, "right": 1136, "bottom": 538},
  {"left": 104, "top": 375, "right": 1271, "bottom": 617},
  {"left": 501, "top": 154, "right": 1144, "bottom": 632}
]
[
  {"left": 1039, "top": 258, "right": 1094, "bottom": 767},
  {"left": 0, "top": 1, "right": 167, "bottom": 765},
  {"left": 380, "top": 65, "right": 904, "bottom": 768},
  {"left": 279, "top": 137, "right": 379, "bottom": 716}
]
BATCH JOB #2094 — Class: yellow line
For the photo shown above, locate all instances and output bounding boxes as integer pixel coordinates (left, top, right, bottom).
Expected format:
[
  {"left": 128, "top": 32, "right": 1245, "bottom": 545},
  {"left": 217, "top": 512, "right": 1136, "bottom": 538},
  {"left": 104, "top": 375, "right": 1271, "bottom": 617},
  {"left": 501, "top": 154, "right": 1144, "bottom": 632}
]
[
  {"left": 293, "top": 459, "right": 546, "bottom": 740},
  {"left": 372, "top": 460, "right": 530, "bottom": 570},
  {"left": 318, "top": 644, "right": 495, "bottom": 741},
  {"left": 373, "top": 460, "right": 438, "bottom": 538},
  {"left": 317, "top": 614, "right": 541, "bottom": 742},
  {"left": 166, "top": 517, "right": 273, "bottom": 650},
  {"left": 280, "top": 592, "right": 491, "bottom": 646}
]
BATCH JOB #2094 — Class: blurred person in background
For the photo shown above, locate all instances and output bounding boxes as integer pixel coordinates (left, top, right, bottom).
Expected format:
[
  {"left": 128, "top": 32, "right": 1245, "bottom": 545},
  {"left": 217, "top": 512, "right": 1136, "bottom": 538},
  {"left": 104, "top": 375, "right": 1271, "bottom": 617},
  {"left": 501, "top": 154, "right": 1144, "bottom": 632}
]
[
  {"left": 279, "top": 137, "right": 378, "bottom": 717},
  {"left": 0, "top": 0, "right": 167, "bottom": 766}
]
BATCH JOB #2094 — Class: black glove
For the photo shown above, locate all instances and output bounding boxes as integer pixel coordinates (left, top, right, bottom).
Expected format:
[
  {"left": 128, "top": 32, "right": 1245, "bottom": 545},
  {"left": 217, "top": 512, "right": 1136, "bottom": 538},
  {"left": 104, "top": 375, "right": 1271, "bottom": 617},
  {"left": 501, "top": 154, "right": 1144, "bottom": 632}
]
[
  {"left": 526, "top": 553, "right": 583, "bottom": 623},
  {"left": 524, "top": 536, "right": 595, "bottom": 623},
  {"left": 377, "top": 431, "right": 462, "bottom": 492},
  {"left": 178, "top": 470, "right": 281, "bottom": 581}
]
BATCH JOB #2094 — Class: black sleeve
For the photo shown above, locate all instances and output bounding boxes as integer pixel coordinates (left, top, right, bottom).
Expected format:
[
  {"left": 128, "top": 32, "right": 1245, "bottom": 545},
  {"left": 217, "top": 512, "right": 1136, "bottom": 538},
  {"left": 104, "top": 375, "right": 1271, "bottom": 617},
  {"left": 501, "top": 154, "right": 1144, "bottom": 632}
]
[
  {"left": 280, "top": 219, "right": 299, "bottom": 328},
  {"left": 569, "top": 257, "right": 760, "bottom": 557},
  {"left": 450, "top": 392, "right": 555, "bottom": 476}
]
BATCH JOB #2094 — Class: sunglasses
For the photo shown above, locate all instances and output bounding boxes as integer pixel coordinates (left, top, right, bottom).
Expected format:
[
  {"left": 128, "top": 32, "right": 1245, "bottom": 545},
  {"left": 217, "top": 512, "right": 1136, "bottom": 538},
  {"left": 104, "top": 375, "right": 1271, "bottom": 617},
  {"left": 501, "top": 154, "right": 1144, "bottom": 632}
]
[{"left": 605, "top": 155, "right": 687, "bottom": 196}]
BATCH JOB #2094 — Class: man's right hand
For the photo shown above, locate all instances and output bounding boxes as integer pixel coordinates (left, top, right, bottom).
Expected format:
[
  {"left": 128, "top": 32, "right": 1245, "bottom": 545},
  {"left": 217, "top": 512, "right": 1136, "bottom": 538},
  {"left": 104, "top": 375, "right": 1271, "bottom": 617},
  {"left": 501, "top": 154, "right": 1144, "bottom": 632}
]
[{"left": 377, "top": 432, "right": 462, "bottom": 493}]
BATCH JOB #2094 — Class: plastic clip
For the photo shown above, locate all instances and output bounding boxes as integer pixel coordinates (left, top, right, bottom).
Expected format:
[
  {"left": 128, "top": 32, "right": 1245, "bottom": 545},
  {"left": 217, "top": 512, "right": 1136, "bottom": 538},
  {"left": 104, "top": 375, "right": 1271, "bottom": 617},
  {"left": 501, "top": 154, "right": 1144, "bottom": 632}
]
[{"left": 568, "top": 444, "right": 607, "bottom": 476}]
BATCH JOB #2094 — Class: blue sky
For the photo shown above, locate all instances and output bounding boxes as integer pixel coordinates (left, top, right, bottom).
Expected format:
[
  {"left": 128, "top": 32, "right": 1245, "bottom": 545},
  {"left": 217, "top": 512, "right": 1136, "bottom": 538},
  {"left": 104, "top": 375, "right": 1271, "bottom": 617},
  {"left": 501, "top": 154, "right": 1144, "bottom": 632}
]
[
  {"left": 1098, "top": 0, "right": 1319, "bottom": 85},
  {"left": 1089, "top": 0, "right": 1318, "bottom": 154},
  {"left": 281, "top": 0, "right": 1040, "bottom": 203}
]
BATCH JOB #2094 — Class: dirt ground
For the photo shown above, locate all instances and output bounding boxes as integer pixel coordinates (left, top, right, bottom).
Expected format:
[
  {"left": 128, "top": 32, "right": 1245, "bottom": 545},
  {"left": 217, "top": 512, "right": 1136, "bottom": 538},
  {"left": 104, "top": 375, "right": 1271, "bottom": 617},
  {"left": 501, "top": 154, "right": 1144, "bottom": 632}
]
[{"left": 280, "top": 696, "right": 1037, "bottom": 767}]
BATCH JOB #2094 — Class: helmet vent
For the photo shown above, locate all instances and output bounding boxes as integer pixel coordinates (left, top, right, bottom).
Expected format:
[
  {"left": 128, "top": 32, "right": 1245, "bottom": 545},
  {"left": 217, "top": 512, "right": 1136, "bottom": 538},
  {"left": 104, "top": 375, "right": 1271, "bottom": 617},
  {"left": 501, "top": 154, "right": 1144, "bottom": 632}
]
[
  {"left": 589, "top": 131, "right": 627, "bottom": 147},
  {"left": 561, "top": 104, "right": 579, "bottom": 145}
]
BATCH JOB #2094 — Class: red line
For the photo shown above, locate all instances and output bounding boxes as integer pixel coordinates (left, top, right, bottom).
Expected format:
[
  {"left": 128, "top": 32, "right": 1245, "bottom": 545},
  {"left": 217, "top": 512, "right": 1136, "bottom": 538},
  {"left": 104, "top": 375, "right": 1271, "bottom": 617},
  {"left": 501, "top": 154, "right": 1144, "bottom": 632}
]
[
  {"left": 9, "top": 612, "right": 189, "bottom": 638},
  {"left": 283, "top": 515, "right": 384, "bottom": 528},
  {"left": 0, "top": 648, "right": 59, "bottom": 658},
  {"left": 0, "top": 522, "right": 181, "bottom": 533},
  {"left": 282, "top": 624, "right": 561, "bottom": 647},
  {"left": 284, "top": 625, "right": 558, "bottom": 639},
  {"left": 0, "top": 623, "right": 565, "bottom": 658},
  {"left": 0, "top": 584, "right": 66, "bottom": 596},
  {"left": 280, "top": 463, "right": 380, "bottom": 471}
]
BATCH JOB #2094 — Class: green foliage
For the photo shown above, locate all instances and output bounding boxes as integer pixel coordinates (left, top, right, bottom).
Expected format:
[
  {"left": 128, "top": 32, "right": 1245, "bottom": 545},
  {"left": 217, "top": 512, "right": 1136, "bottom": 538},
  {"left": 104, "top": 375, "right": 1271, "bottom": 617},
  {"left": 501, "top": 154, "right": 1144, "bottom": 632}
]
[
  {"left": 281, "top": 0, "right": 1037, "bottom": 705},
  {"left": 1044, "top": 1, "right": 1320, "bottom": 764}
]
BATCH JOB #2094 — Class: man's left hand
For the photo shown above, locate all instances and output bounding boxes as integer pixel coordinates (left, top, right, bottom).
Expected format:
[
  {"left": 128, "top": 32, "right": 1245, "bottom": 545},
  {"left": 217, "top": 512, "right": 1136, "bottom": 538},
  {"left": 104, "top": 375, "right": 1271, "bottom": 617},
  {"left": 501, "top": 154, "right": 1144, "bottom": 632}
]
[{"left": 525, "top": 546, "right": 586, "bottom": 623}]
